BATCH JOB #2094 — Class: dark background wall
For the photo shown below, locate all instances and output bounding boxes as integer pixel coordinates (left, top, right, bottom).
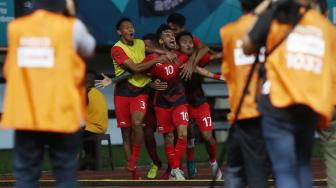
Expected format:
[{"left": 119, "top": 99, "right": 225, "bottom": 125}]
[{"left": 76, "top": 0, "right": 242, "bottom": 46}]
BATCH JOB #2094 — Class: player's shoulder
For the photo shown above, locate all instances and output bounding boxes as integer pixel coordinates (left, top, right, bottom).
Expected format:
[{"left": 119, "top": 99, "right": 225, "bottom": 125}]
[
  {"left": 134, "top": 38, "right": 144, "bottom": 43},
  {"left": 112, "top": 41, "right": 123, "bottom": 49},
  {"left": 174, "top": 50, "right": 189, "bottom": 62},
  {"left": 111, "top": 45, "right": 125, "bottom": 56},
  {"left": 174, "top": 50, "right": 185, "bottom": 57},
  {"left": 134, "top": 39, "right": 145, "bottom": 46},
  {"left": 192, "top": 35, "right": 200, "bottom": 42}
]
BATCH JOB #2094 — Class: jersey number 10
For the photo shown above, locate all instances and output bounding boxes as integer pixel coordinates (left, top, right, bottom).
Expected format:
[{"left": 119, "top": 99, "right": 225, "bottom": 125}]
[{"left": 164, "top": 65, "right": 174, "bottom": 75}]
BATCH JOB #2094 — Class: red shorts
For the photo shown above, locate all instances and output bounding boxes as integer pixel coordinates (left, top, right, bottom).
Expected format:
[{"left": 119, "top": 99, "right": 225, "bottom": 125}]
[
  {"left": 143, "top": 108, "right": 156, "bottom": 130},
  {"left": 114, "top": 94, "right": 148, "bottom": 128},
  {"left": 188, "top": 102, "right": 213, "bottom": 132},
  {"left": 155, "top": 104, "right": 189, "bottom": 134}
]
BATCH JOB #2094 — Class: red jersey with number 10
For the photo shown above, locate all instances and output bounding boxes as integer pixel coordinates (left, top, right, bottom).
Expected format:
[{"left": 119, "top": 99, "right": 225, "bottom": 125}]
[{"left": 143, "top": 51, "right": 189, "bottom": 108}]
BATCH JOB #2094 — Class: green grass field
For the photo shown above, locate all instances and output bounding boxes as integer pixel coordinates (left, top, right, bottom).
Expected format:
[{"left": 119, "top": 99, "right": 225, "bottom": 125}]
[{"left": 0, "top": 141, "right": 323, "bottom": 175}]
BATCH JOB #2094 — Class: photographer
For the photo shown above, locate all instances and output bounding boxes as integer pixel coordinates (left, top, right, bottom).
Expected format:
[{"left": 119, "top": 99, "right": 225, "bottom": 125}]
[
  {"left": 1, "top": 0, "right": 95, "bottom": 187},
  {"left": 242, "top": 0, "right": 336, "bottom": 188}
]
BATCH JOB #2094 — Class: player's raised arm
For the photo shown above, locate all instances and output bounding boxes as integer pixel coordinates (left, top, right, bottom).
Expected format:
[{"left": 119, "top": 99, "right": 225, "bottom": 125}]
[
  {"left": 194, "top": 66, "right": 225, "bottom": 81},
  {"left": 94, "top": 71, "right": 132, "bottom": 89}
]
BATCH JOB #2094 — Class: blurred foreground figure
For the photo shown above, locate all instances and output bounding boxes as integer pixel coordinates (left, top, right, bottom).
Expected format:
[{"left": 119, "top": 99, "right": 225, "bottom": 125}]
[
  {"left": 1, "top": 0, "right": 95, "bottom": 187},
  {"left": 220, "top": 0, "right": 270, "bottom": 187},
  {"left": 242, "top": 0, "right": 336, "bottom": 188}
]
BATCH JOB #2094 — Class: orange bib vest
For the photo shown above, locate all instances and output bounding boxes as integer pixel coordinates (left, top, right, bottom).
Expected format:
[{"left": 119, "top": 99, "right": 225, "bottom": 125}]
[
  {"left": 1, "top": 10, "right": 86, "bottom": 133},
  {"left": 265, "top": 10, "right": 336, "bottom": 128},
  {"left": 220, "top": 14, "right": 260, "bottom": 123}
]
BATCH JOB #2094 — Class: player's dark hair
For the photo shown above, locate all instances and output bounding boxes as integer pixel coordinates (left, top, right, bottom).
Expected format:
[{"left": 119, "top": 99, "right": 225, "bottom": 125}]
[
  {"left": 116, "top": 17, "right": 133, "bottom": 30},
  {"left": 167, "top": 13, "right": 185, "bottom": 27},
  {"left": 142, "top": 33, "right": 158, "bottom": 42},
  {"left": 175, "top": 31, "right": 193, "bottom": 44},
  {"left": 156, "top": 24, "right": 171, "bottom": 38}
]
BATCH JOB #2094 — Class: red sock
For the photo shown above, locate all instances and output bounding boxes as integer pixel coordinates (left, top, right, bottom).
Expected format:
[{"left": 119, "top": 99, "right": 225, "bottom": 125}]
[
  {"left": 206, "top": 143, "right": 217, "bottom": 163},
  {"left": 145, "top": 137, "right": 161, "bottom": 167},
  {"left": 132, "top": 168, "right": 141, "bottom": 180},
  {"left": 164, "top": 144, "right": 177, "bottom": 168},
  {"left": 175, "top": 138, "right": 187, "bottom": 168},
  {"left": 130, "top": 144, "right": 141, "bottom": 164}
]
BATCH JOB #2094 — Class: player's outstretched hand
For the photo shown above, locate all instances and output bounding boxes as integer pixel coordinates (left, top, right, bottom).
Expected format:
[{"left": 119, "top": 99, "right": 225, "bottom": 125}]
[
  {"left": 95, "top": 73, "right": 112, "bottom": 89},
  {"left": 180, "top": 61, "right": 194, "bottom": 81}
]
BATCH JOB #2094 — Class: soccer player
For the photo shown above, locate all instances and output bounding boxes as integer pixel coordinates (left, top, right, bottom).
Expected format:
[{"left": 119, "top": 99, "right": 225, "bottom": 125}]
[
  {"left": 143, "top": 24, "right": 190, "bottom": 180},
  {"left": 142, "top": 33, "right": 167, "bottom": 179},
  {"left": 111, "top": 17, "right": 169, "bottom": 179},
  {"left": 167, "top": 14, "right": 223, "bottom": 175},
  {"left": 219, "top": 0, "right": 270, "bottom": 187},
  {"left": 242, "top": 0, "right": 336, "bottom": 187},
  {"left": 143, "top": 79, "right": 166, "bottom": 179},
  {"left": 176, "top": 31, "right": 223, "bottom": 179},
  {"left": 96, "top": 33, "right": 167, "bottom": 179},
  {"left": 144, "top": 24, "right": 222, "bottom": 180}
]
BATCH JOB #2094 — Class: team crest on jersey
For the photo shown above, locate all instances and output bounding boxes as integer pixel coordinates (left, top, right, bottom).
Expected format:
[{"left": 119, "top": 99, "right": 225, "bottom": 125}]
[{"left": 114, "top": 51, "right": 121, "bottom": 58}]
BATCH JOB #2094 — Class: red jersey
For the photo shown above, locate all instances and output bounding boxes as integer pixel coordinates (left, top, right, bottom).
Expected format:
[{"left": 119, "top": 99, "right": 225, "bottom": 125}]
[
  {"left": 111, "top": 44, "right": 149, "bottom": 97},
  {"left": 144, "top": 51, "right": 188, "bottom": 87},
  {"left": 182, "top": 36, "right": 212, "bottom": 106},
  {"left": 184, "top": 53, "right": 212, "bottom": 106},
  {"left": 198, "top": 53, "right": 211, "bottom": 67},
  {"left": 143, "top": 51, "right": 189, "bottom": 108},
  {"left": 192, "top": 36, "right": 201, "bottom": 48}
]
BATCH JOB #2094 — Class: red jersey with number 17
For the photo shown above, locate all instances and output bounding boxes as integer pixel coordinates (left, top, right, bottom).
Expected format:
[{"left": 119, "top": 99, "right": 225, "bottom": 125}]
[{"left": 143, "top": 51, "right": 189, "bottom": 108}]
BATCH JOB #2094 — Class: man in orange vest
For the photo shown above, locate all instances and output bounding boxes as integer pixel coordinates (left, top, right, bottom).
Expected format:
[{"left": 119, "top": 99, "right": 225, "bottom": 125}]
[
  {"left": 219, "top": 0, "right": 270, "bottom": 187},
  {"left": 242, "top": 0, "right": 336, "bottom": 188},
  {"left": 1, "top": 0, "right": 95, "bottom": 187}
]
